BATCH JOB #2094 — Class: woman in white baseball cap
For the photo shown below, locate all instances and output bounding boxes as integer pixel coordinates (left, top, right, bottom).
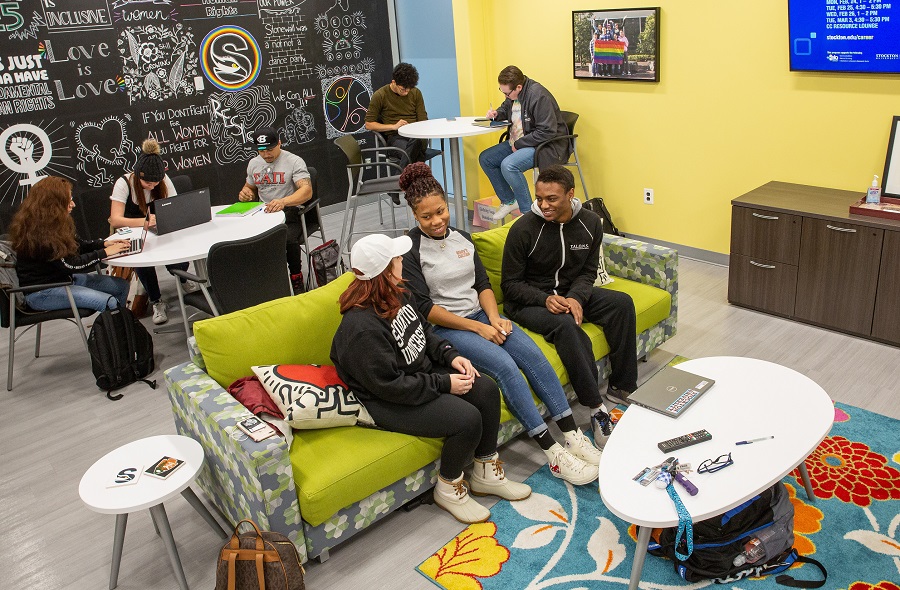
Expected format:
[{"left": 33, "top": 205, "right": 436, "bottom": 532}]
[{"left": 330, "top": 233, "right": 531, "bottom": 524}]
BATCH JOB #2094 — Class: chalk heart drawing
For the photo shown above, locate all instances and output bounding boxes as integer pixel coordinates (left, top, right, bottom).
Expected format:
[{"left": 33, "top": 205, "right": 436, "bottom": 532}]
[
  {"left": 200, "top": 25, "right": 261, "bottom": 92},
  {"left": 322, "top": 74, "right": 371, "bottom": 138},
  {"left": 0, "top": 124, "right": 52, "bottom": 187},
  {"left": 74, "top": 116, "right": 137, "bottom": 188},
  {"left": 118, "top": 23, "right": 199, "bottom": 103}
]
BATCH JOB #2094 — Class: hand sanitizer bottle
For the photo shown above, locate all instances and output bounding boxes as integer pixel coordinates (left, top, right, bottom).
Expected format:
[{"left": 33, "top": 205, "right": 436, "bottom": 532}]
[{"left": 866, "top": 175, "right": 882, "bottom": 204}]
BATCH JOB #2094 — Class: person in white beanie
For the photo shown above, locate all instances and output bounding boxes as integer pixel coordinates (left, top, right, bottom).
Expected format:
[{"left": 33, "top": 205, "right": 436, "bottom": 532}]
[{"left": 330, "top": 233, "right": 531, "bottom": 524}]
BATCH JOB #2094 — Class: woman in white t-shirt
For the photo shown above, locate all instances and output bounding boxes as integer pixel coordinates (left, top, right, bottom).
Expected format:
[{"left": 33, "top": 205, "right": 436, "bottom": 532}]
[{"left": 108, "top": 138, "right": 192, "bottom": 325}]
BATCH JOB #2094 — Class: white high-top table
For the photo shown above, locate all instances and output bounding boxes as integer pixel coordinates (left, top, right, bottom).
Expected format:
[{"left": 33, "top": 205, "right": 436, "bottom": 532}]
[
  {"left": 597, "top": 357, "right": 834, "bottom": 590},
  {"left": 79, "top": 435, "right": 228, "bottom": 590},
  {"left": 399, "top": 116, "right": 507, "bottom": 231}
]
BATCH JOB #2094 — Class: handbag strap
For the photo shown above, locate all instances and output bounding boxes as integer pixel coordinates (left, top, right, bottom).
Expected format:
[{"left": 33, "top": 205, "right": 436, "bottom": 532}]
[
  {"left": 227, "top": 552, "right": 237, "bottom": 590},
  {"left": 256, "top": 553, "right": 266, "bottom": 590},
  {"left": 229, "top": 519, "right": 265, "bottom": 551}
]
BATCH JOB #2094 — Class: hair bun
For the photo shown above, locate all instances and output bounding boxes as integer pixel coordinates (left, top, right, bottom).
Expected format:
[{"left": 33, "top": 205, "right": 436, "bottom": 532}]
[
  {"left": 398, "top": 161, "right": 433, "bottom": 192},
  {"left": 141, "top": 138, "right": 161, "bottom": 155}
]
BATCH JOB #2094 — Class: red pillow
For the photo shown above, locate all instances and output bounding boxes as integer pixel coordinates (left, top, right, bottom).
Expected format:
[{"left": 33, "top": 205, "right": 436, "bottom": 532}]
[{"left": 228, "top": 376, "right": 285, "bottom": 419}]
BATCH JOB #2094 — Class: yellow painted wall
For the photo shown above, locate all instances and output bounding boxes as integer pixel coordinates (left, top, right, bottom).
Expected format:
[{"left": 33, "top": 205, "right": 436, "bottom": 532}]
[{"left": 452, "top": 0, "right": 900, "bottom": 254}]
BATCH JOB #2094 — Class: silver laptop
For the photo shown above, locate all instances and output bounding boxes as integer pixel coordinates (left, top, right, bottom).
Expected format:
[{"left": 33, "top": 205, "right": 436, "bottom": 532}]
[
  {"left": 106, "top": 224, "right": 149, "bottom": 260},
  {"left": 149, "top": 188, "right": 212, "bottom": 235},
  {"left": 627, "top": 365, "right": 715, "bottom": 418}
]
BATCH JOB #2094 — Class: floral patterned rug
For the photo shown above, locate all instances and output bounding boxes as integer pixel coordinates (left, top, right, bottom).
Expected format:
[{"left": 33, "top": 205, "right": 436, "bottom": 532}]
[{"left": 416, "top": 402, "right": 900, "bottom": 590}]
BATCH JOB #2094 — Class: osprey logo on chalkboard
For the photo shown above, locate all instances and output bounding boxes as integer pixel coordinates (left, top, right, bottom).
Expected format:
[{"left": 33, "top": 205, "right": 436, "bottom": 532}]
[{"left": 200, "top": 25, "right": 261, "bottom": 92}]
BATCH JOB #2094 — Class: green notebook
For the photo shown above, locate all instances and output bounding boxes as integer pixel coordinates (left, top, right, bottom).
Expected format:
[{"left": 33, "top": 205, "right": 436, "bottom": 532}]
[{"left": 216, "top": 202, "right": 264, "bottom": 217}]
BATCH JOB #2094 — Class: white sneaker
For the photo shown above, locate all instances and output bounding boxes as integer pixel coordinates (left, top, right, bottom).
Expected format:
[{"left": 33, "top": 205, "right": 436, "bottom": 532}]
[
  {"left": 433, "top": 475, "right": 491, "bottom": 524},
  {"left": 491, "top": 202, "right": 519, "bottom": 222},
  {"left": 182, "top": 280, "right": 200, "bottom": 294},
  {"left": 470, "top": 453, "right": 532, "bottom": 501},
  {"left": 543, "top": 443, "right": 598, "bottom": 486},
  {"left": 564, "top": 428, "right": 603, "bottom": 466},
  {"left": 152, "top": 301, "right": 168, "bottom": 325}
]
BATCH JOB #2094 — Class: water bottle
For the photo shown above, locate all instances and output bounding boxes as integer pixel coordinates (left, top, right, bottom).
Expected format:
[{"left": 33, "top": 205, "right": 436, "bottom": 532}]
[{"left": 732, "top": 537, "right": 765, "bottom": 566}]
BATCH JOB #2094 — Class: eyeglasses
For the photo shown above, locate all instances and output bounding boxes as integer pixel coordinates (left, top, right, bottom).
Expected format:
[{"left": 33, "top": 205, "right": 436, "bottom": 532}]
[
  {"left": 698, "top": 452, "right": 733, "bottom": 474},
  {"left": 499, "top": 87, "right": 515, "bottom": 98}
]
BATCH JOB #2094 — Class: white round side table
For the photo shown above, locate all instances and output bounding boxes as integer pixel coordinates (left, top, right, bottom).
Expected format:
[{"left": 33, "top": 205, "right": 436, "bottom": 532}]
[{"left": 79, "top": 434, "right": 228, "bottom": 590}]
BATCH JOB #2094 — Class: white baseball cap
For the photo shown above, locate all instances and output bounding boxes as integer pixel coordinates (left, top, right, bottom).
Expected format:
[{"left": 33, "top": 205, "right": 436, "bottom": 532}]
[{"left": 350, "top": 234, "right": 412, "bottom": 280}]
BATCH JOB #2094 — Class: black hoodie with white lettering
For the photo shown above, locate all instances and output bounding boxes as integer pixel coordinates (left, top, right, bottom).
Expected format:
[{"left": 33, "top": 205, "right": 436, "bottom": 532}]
[
  {"left": 330, "top": 293, "right": 460, "bottom": 406},
  {"left": 501, "top": 199, "right": 604, "bottom": 315}
]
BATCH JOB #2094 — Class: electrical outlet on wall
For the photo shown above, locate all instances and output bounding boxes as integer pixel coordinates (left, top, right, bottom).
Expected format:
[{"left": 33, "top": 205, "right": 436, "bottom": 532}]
[{"left": 643, "top": 188, "right": 654, "bottom": 205}]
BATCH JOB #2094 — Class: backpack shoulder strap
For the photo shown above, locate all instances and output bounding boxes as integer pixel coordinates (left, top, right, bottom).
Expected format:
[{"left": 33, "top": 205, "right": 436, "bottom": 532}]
[{"left": 775, "top": 553, "right": 827, "bottom": 588}]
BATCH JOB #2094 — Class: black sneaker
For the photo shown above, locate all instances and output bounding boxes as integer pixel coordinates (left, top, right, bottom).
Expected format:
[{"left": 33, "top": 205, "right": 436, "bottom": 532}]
[
  {"left": 291, "top": 272, "right": 305, "bottom": 294},
  {"left": 389, "top": 192, "right": 401, "bottom": 205},
  {"left": 605, "top": 385, "right": 632, "bottom": 406},
  {"left": 590, "top": 409, "right": 614, "bottom": 449}
]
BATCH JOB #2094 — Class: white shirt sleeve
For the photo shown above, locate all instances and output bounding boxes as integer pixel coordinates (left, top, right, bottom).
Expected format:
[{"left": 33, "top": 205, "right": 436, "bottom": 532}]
[
  {"left": 292, "top": 155, "right": 310, "bottom": 185},
  {"left": 110, "top": 175, "right": 130, "bottom": 204}
]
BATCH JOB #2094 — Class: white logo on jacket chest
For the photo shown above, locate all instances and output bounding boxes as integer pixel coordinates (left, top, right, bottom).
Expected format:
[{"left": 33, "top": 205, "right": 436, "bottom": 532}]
[{"left": 570, "top": 244, "right": 590, "bottom": 251}]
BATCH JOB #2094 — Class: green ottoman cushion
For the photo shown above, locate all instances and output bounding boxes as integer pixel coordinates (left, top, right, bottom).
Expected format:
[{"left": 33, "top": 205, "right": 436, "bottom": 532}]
[{"left": 290, "top": 426, "right": 442, "bottom": 527}]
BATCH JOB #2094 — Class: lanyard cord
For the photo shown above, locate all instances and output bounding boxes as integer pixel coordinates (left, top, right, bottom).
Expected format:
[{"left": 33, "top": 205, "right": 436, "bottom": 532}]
[{"left": 665, "top": 475, "right": 694, "bottom": 561}]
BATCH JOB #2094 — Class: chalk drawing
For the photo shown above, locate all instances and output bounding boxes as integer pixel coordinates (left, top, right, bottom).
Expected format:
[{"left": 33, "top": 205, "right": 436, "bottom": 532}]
[
  {"left": 0, "top": 120, "right": 75, "bottom": 206},
  {"left": 7, "top": 10, "right": 45, "bottom": 41},
  {"left": 117, "top": 23, "right": 199, "bottom": 103},
  {"left": 321, "top": 74, "right": 371, "bottom": 138},
  {"left": 281, "top": 103, "right": 316, "bottom": 146},
  {"left": 315, "top": 2, "right": 365, "bottom": 63},
  {"left": 72, "top": 115, "right": 137, "bottom": 188},
  {"left": 208, "top": 86, "right": 276, "bottom": 165},
  {"left": 200, "top": 25, "right": 261, "bottom": 92},
  {"left": 314, "top": 58, "right": 374, "bottom": 80}
]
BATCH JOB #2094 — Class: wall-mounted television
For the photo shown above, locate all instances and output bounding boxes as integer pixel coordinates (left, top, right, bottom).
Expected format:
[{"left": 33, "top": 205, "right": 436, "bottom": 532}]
[{"left": 789, "top": 0, "right": 900, "bottom": 73}]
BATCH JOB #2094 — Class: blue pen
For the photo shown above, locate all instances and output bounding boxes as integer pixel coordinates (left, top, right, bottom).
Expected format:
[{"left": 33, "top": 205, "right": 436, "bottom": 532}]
[{"left": 735, "top": 436, "right": 774, "bottom": 445}]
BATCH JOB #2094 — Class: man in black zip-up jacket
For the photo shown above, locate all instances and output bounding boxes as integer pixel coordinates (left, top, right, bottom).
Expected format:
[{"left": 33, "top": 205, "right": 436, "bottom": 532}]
[{"left": 501, "top": 166, "right": 638, "bottom": 427}]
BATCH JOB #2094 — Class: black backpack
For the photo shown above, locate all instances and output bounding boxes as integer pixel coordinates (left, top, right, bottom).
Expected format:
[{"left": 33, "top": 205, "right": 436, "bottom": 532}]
[
  {"left": 88, "top": 307, "right": 157, "bottom": 400},
  {"left": 582, "top": 197, "right": 622, "bottom": 236},
  {"left": 649, "top": 483, "right": 826, "bottom": 587}
]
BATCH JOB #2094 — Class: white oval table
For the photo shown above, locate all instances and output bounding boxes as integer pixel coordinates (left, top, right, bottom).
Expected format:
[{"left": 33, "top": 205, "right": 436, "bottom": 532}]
[
  {"left": 399, "top": 116, "right": 506, "bottom": 231},
  {"left": 105, "top": 206, "right": 285, "bottom": 267},
  {"left": 79, "top": 435, "right": 228, "bottom": 590},
  {"left": 598, "top": 357, "right": 834, "bottom": 590}
]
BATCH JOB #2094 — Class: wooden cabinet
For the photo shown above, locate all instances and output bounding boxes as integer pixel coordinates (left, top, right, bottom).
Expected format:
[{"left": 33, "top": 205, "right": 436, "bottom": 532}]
[
  {"left": 872, "top": 230, "right": 900, "bottom": 344},
  {"left": 730, "top": 182, "right": 900, "bottom": 346}
]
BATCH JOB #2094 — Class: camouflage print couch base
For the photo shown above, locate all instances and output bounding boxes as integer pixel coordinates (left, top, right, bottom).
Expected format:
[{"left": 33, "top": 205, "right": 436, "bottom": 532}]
[{"left": 164, "top": 227, "right": 677, "bottom": 564}]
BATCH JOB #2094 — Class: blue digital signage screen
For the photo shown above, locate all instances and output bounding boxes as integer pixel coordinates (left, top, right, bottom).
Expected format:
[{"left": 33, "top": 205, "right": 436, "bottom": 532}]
[{"left": 789, "top": 0, "right": 900, "bottom": 73}]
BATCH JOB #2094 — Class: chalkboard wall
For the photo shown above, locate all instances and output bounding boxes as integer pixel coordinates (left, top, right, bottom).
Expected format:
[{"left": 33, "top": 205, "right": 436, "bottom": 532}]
[{"left": 0, "top": 0, "right": 395, "bottom": 235}]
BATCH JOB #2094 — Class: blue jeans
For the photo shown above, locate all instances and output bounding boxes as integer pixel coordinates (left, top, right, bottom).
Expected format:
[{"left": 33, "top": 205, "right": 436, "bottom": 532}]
[
  {"left": 478, "top": 142, "right": 536, "bottom": 213},
  {"left": 25, "top": 273, "right": 129, "bottom": 313},
  {"left": 433, "top": 309, "right": 571, "bottom": 436}
]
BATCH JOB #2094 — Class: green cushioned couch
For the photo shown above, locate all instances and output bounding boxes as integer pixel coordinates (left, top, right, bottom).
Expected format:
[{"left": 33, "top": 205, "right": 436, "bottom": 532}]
[{"left": 164, "top": 223, "right": 677, "bottom": 563}]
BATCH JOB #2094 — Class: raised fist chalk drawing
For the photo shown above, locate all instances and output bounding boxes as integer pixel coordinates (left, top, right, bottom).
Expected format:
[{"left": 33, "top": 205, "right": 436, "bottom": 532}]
[{"left": 0, "top": 124, "right": 52, "bottom": 187}]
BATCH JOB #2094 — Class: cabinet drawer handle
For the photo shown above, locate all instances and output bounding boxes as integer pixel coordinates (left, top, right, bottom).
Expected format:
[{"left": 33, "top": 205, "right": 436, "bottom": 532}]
[
  {"left": 752, "top": 212, "right": 779, "bottom": 220},
  {"left": 826, "top": 224, "right": 857, "bottom": 233},
  {"left": 749, "top": 260, "right": 776, "bottom": 269}
]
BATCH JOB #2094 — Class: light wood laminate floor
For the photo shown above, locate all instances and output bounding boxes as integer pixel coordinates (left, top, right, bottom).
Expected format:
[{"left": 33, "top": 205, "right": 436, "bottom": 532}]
[{"left": 1, "top": 203, "right": 897, "bottom": 589}]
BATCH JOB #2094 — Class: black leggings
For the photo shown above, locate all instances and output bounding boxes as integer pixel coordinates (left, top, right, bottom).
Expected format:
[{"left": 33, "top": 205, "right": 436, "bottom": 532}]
[{"left": 362, "top": 371, "right": 500, "bottom": 480}]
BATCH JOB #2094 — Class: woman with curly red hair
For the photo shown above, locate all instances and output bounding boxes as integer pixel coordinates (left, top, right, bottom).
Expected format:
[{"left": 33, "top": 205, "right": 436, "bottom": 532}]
[
  {"left": 330, "top": 233, "right": 531, "bottom": 524},
  {"left": 9, "top": 176, "right": 130, "bottom": 312}
]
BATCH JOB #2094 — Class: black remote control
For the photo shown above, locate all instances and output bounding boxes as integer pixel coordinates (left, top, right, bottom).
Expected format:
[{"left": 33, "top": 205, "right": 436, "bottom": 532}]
[{"left": 657, "top": 430, "right": 712, "bottom": 452}]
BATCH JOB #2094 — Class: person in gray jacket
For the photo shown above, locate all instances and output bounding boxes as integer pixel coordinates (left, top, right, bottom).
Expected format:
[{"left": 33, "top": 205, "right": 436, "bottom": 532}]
[{"left": 479, "top": 65, "right": 570, "bottom": 221}]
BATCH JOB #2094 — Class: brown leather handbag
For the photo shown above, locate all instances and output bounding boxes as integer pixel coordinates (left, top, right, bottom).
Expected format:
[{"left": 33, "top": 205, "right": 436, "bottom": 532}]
[{"left": 215, "top": 520, "right": 305, "bottom": 590}]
